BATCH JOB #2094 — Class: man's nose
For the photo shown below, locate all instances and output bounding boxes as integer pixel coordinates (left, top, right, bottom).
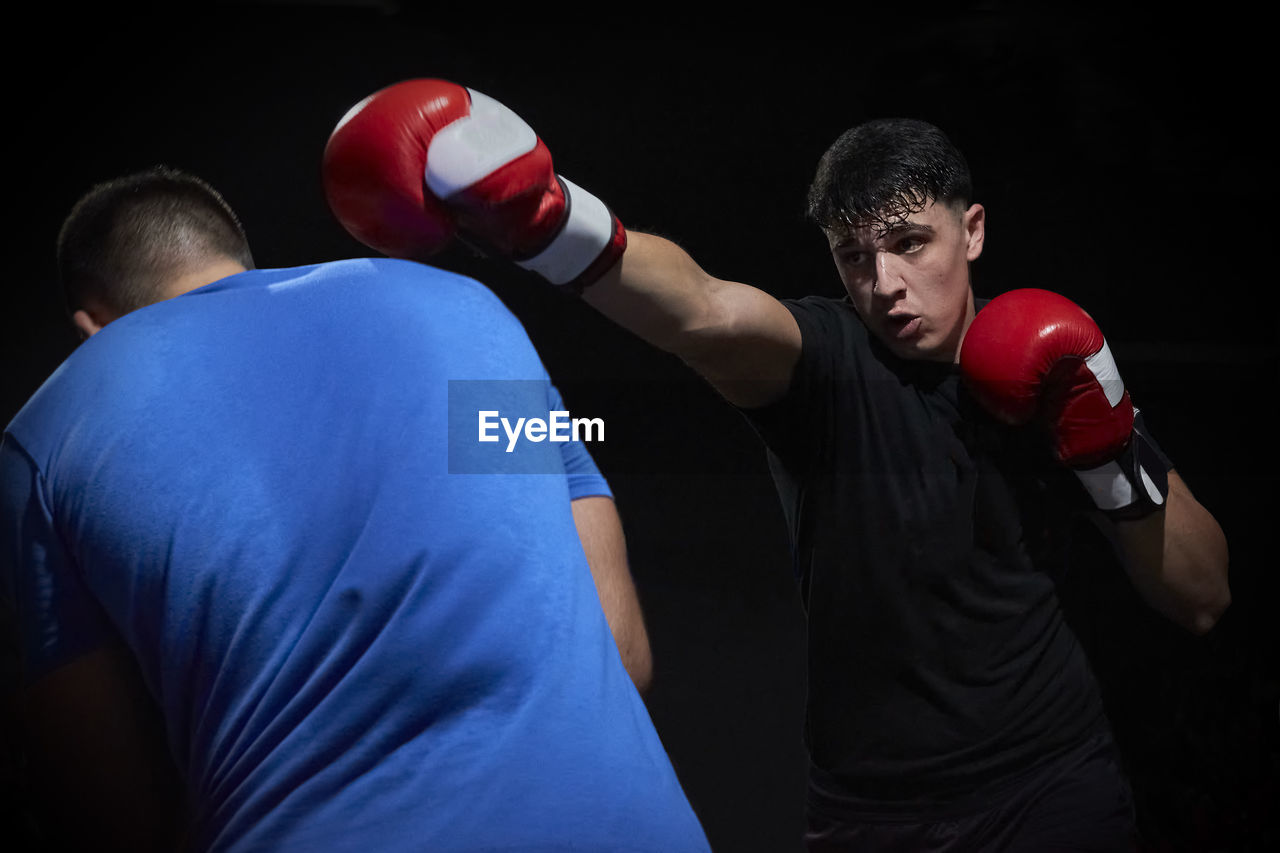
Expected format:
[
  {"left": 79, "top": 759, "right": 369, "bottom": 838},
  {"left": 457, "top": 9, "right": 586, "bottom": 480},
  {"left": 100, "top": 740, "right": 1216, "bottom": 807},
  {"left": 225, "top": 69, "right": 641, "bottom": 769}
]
[{"left": 872, "top": 251, "right": 907, "bottom": 297}]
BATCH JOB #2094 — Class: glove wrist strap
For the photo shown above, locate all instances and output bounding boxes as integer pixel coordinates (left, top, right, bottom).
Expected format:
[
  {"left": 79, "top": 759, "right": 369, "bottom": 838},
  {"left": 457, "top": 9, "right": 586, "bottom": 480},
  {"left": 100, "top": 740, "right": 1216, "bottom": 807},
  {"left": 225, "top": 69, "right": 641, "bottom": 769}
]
[
  {"left": 1074, "top": 414, "right": 1170, "bottom": 520},
  {"left": 517, "top": 177, "right": 623, "bottom": 287}
]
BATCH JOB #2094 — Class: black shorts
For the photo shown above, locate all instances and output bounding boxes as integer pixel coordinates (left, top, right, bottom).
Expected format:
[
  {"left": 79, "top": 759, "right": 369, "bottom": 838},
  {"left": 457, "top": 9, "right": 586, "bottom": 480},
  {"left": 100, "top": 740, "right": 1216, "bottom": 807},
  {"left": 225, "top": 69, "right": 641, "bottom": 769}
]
[{"left": 805, "top": 732, "right": 1136, "bottom": 852}]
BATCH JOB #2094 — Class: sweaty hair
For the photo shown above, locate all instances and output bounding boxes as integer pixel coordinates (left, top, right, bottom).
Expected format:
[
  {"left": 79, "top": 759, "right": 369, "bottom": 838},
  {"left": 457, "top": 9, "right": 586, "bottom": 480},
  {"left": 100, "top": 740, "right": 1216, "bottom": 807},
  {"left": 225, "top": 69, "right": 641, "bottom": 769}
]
[
  {"left": 806, "top": 118, "right": 973, "bottom": 234},
  {"left": 57, "top": 166, "right": 255, "bottom": 316}
]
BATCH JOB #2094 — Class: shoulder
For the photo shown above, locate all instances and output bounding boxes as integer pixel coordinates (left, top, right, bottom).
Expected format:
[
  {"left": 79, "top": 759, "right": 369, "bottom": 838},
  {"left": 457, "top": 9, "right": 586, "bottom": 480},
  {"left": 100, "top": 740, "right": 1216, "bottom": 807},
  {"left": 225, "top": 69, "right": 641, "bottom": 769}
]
[
  {"left": 777, "top": 294, "right": 875, "bottom": 371},
  {"left": 782, "top": 294, "right": 868, "bottom": 341},
  {"left": 4, "top": 338, "right": 120, "bottom": 463},
  {"left": 231, "top": 258, "right": 498, "bottom": 301},
  {"left": 782, "top": 293, "right": 857, "bottom": 319},
  {"left": 258, "top": 258, "right": 495, "bottom": 301},
  {"left": 317, "top": 257, "right": 520, "bottom": 319}
]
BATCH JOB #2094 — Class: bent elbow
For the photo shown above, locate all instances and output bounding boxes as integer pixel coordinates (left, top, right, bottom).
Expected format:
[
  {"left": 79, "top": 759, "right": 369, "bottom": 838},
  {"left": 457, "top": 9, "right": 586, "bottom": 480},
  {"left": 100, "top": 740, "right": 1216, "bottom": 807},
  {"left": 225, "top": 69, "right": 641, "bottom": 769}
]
[
  {"left": 631, "top": 657, "right": 654, "bottom": 696},
  {"left": 1189, "top": 585, "right": 1232, "bottom": 636},
  {"left": 1176, "top": 569, "right": 1231, "bottom": 635}
]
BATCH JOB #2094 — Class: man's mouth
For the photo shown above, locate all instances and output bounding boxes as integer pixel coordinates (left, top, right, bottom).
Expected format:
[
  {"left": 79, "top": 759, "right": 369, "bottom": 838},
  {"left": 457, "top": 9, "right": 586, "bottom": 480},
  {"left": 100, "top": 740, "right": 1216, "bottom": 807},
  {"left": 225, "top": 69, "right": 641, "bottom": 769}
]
[{"left": 887, "top": 314, "right": 922, "bottom": 339}]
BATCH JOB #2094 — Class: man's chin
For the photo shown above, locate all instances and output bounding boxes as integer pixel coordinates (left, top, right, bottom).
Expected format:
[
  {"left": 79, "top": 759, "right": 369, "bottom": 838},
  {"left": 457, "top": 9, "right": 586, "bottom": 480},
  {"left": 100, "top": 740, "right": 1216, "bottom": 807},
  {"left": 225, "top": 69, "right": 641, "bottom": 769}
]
[{"left": 885, "top": 335, "right": 955, "bottom": 364}]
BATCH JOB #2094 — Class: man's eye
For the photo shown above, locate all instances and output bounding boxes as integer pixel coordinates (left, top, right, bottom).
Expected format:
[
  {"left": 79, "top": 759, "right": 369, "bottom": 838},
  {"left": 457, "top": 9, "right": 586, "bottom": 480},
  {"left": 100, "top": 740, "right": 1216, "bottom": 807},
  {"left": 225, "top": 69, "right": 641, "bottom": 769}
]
[{"left": 897, "top": 237, "right": 924, "bottom": 253}]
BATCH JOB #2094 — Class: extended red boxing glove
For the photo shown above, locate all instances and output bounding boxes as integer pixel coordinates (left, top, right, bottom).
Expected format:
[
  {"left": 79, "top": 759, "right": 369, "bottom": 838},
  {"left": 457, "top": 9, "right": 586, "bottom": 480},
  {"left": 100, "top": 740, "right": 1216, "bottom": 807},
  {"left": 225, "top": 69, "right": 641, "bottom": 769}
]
[
  {"left": 959, "top": 288, "right": 1168, "bottom": 517},
  {"left": 322, "top": 79, "right": 461, "bottom": 260},
  {"left": 323, "top": 79, "right": 626, "bottom": 290}
]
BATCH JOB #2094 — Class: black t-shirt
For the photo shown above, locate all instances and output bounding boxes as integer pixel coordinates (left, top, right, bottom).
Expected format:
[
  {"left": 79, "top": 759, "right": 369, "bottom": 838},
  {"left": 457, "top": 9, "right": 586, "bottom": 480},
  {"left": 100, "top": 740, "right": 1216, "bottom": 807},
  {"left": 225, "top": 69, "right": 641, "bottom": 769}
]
[{"left": 742, "top": 295, "right": 1117, "bottom": 802}]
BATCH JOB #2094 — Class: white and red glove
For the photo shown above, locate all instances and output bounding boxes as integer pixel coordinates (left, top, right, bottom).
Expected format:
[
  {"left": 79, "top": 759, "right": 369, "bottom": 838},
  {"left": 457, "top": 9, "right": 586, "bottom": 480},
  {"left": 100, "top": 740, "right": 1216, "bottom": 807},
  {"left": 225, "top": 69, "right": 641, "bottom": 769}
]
[
  {"left": 322, "top": 78, "right": 626, "bottom": 290},
  {"left": 959, "top": 288, "right": 1168, "bottom": 518}
]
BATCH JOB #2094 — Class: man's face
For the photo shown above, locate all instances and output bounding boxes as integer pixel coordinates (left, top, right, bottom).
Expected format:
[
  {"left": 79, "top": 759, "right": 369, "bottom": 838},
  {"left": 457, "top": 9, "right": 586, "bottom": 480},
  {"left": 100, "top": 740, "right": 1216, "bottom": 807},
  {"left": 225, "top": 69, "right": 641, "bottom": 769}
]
[{"left": 825, "top": 199, "right": 985, "bottom": 362}]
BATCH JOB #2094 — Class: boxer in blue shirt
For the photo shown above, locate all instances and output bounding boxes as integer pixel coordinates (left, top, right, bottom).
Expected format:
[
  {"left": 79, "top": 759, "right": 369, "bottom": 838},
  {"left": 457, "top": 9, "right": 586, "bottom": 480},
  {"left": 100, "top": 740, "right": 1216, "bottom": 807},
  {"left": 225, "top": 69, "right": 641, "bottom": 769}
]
[{"left": 1, "top": 166, "right": 710, "bottom": 852}]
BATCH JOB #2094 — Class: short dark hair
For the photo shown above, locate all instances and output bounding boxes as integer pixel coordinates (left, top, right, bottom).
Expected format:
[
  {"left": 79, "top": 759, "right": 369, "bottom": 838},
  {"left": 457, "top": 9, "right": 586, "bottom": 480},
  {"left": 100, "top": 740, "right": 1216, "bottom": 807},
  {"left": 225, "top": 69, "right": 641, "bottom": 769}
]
[
  {"left": 57, "top": 166, "right": 255, "bottom": 316},
  {"left": 805, "top": 118, "right": 973, "bottom": 233}
]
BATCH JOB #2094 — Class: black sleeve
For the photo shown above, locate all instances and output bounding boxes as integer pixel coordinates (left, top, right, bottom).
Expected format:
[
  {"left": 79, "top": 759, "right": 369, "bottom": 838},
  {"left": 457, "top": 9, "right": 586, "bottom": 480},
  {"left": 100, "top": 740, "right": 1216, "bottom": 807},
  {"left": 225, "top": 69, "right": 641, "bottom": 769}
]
[{"left": 736, "top": 296, "right": 865, "bottom": 481}]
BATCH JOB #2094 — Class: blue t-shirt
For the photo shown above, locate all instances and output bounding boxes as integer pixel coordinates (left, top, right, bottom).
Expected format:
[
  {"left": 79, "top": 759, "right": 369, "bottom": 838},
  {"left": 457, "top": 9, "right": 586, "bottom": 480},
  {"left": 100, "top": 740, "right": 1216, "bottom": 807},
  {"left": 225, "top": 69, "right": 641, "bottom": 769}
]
[{"left": 0, "top": 258, "right": 709, "bottom": 852}]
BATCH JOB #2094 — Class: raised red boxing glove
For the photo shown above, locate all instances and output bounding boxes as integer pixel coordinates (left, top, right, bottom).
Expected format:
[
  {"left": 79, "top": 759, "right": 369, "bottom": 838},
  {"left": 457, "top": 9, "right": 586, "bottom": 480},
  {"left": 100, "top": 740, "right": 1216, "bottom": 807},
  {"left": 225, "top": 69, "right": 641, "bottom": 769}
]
[
  {"left": 959, "top": 288, "right": 1132, "bottom": 467},
  {"left": 323, "top": 79, "right": 626, "bottom": 290},
  {"left": 322, "top": 79, "right": 465, "bottom": 259},
  {"left": 960, "top": 288, "right": 1167, "bottom": 517}
]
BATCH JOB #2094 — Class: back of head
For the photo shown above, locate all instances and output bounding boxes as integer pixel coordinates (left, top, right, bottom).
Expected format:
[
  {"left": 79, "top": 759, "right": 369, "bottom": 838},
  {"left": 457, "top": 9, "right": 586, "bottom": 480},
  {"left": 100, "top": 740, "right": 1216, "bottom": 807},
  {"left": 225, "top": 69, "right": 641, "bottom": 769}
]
[
  {"left": 57, "top": 166, "right": 255, "bottom": 318},
  {"left": 806, "top": 118, "right": 973, "bottom": 233}
]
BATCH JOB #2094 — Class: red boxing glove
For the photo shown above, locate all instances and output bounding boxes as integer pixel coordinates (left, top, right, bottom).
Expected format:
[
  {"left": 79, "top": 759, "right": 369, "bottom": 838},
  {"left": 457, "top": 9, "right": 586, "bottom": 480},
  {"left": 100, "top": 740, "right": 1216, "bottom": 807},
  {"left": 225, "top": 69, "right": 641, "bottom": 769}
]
[
  {"left": 959, "top": 288, "right": 1132, "bottom": 466},
  {"left": 322, "top": 79, "right": 463, "bottom": 259},
  {"left": 960, "top": 288, "right": 1167, "bottom": 516},
  {"left": 323, "top": 79, "right": 626, "bottom": 290}
]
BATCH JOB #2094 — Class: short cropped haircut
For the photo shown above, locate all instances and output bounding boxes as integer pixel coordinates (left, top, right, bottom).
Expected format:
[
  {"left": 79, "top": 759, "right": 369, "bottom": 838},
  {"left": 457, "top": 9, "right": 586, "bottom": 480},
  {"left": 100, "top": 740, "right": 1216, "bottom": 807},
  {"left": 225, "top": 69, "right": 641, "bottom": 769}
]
[
  {"left": 57, "top": 166, "right": 255, "bottom": 316},
  {"left": 806, "top": 118, "right": 973, "bottom": 234}
]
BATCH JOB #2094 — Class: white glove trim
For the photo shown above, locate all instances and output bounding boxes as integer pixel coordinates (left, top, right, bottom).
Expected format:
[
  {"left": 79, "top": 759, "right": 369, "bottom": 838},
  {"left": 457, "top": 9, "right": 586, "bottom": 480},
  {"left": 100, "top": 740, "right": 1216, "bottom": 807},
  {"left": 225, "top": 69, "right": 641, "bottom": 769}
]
[
  {"left": 1075, "top": 457, "right": 1166, "bottom": 511},
  {"left": 424, "top": 89, "right": 539, "bottom": 197},
  {"left": 516, "top": 177, "right": 615, "bottom": 286},
  {"left": 1075, "top": 460, "right": 1133, "bottom": 510},
  {"left": 1084, "top": 339, "right": 1125, "bottom": 407}
]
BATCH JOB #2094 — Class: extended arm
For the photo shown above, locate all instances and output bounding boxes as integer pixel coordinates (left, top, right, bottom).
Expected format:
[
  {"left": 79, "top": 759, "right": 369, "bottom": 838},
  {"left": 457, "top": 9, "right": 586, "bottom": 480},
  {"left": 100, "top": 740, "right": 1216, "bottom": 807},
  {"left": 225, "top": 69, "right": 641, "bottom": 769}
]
[
  {"left": 322, "top": 80, "right": 802, "bottom": 409},
  {"left": 1110, "top": 470, "right": 1230, "bottom": 634},
  {"left": 572, "top": 495, "right": 653, "bottom": 693}
]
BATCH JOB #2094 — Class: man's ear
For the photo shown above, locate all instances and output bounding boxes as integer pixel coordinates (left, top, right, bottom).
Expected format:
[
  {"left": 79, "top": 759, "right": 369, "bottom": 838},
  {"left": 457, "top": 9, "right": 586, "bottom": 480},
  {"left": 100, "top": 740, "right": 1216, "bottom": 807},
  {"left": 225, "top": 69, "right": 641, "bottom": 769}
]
[
  {"left": 71, "top": 305, "right": 112, "bottom": 340},
  {"left": 964, "top": 203, "right": 986, "bottom": 262}
]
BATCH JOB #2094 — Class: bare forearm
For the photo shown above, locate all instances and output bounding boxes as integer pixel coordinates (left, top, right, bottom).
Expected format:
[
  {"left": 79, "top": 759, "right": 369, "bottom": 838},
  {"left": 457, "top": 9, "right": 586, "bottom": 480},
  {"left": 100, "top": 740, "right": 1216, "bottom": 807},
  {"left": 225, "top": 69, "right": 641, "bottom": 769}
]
[
  {"left": 582, "top": 231, "right": 726, "bottom": 356},
  {"left": 572, "top": 496, "right": 653, "bottom": 693},
  {"left": 583, "top": 231, "right": 801, "bottom": 407},
  {"left": 1113, "top": 471, "right": 1231, "bottom": 634}
]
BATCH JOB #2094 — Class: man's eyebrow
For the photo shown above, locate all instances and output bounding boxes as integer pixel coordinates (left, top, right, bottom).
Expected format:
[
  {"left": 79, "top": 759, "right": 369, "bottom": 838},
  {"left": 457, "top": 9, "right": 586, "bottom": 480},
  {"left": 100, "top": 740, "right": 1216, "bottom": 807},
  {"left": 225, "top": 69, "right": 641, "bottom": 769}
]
[
  {"left": 831, "top": 222, "right": 936, "bottom": 250},
  {"left": 880, "top": 222, "right": 936, "bottom": 238}
]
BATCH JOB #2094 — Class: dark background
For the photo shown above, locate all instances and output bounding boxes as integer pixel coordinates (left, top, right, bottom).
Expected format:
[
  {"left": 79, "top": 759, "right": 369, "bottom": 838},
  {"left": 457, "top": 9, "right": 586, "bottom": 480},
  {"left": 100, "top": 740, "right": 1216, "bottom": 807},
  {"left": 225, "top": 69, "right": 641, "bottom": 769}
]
[{"left": 5, "top": 5, "right": 1276, "bottom": 851}]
